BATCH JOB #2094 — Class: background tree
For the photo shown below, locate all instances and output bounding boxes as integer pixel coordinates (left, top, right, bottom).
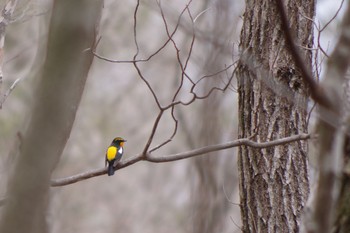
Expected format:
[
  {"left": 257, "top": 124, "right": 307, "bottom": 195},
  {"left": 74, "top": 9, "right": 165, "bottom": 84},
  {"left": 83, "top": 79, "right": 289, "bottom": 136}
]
[
  {"left": 304, "top": 1, "right": 350, "bottom": 233},
  {"left": 185, "top": 1, "right": 237, "bottom": 232},
  {"left": 0, "top": 0, "right": 102, "bottom": 232}
]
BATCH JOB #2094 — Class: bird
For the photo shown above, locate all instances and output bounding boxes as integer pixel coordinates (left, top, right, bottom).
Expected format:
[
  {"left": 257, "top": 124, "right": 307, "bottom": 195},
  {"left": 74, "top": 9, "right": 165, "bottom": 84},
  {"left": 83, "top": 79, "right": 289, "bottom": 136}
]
[{"left": 105, "top": 137, "right": 126, "bottom": 176}]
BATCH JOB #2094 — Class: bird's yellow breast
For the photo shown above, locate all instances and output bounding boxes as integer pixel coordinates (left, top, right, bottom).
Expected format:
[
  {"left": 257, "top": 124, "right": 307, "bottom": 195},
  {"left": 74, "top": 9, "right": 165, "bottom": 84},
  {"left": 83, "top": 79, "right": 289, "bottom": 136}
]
[{"left": 107, "top": 146, "right": 117, "bottom": 161}]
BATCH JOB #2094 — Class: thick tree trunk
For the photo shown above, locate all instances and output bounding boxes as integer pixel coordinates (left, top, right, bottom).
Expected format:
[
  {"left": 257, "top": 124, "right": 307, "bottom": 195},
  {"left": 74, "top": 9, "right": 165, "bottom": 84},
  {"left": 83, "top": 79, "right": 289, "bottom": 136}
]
[{"left": 237, "top": 0, "right": 314, "bottom": 232}]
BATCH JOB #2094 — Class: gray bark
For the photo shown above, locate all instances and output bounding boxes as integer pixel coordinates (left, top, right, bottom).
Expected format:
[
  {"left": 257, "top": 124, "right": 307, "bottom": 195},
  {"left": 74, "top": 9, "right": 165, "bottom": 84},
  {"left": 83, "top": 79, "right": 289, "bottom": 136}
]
[{"left": 237, "top": 0, "right": 314, "bottom": 232}]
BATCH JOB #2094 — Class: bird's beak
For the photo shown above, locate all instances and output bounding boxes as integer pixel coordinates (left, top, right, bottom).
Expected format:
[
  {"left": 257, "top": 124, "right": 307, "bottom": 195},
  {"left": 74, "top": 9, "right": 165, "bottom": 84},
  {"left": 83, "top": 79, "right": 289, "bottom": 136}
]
[{"left": 123, "top": 140, "right": 127, "bottom": 142}]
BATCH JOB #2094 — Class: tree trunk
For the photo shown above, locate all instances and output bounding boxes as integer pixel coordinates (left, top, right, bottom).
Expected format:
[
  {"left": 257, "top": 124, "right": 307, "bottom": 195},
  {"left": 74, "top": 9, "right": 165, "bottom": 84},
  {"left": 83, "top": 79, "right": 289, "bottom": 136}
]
[
  {"left": 334, "top": 80, "right": 350, "bottom": 233},
  {"left": 237, "top": 0, "right": 314, "bottom": 232},
  {"left": 0, "top": 0, "right": 102, "bottom": 232}
]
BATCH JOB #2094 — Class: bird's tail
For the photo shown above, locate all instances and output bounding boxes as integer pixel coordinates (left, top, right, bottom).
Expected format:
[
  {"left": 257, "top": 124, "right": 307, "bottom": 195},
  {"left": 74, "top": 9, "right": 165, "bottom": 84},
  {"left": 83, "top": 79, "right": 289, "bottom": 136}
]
[{"left": 108, "top": 163, "right": 115, "bottom": 176}]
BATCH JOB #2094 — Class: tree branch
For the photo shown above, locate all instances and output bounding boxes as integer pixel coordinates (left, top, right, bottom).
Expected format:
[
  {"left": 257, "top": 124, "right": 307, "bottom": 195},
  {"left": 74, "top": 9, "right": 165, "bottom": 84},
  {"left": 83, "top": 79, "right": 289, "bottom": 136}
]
[
  {"left": 93, "top": 1, "right": 237, "bottom": 156},
  {"left": 0, "top": 0, "right": 19, "bottom": 108},
  {"left": 51, "top": 133, "right": 311, "bottom": 187},
  {"left": 0, "top": 77, "right": 20, "bottom": 108},
  {"left": 275, "top": 0, "right": 335, "bottom": 111}
]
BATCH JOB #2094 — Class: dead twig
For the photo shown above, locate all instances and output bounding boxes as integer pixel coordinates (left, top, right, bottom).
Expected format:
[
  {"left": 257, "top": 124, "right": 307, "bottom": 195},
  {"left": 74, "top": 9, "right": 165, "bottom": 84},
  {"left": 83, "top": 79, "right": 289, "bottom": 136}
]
[{"left": 0, "top": 77, "right": 21, "bottom": 108}]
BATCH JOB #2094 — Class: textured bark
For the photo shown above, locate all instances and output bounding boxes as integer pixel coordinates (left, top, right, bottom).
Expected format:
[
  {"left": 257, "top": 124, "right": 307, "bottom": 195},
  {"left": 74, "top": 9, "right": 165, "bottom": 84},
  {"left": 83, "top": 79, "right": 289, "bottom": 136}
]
[
  {"left": 237, "top": 0, "right": 314, "bottom": 232},
  {"left": 0, "top": 0, "right": 102, "bottom": 232}
]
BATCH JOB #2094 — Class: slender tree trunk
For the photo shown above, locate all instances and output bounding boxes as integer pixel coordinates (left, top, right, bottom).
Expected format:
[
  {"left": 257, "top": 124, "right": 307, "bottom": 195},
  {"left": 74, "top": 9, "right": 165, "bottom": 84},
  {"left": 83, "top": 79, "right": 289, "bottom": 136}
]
[
  {"left": 237, "top": 0, "right": 314, "bottom": 232},
  {"left": 189, "top": 1, "right": 235, "bottom": 232},
  {"left": 333, "top": 80, "right": 350, "bottom": 233},
  {"left": 191, "top": 83, "right": 232, "bottom": 233},
  {"left": 0, "top": 1, "right": 102, "bottom": 232},
  {"left": 321, "top": 74, "right": 350, "bottom": 233}
]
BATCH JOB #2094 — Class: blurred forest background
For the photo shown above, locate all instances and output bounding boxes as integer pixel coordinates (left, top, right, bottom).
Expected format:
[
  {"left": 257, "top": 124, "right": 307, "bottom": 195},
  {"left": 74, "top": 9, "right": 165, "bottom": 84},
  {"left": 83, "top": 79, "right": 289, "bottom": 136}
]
[{"left": 0, "top": 0, "right": 345, "bottom": 232}]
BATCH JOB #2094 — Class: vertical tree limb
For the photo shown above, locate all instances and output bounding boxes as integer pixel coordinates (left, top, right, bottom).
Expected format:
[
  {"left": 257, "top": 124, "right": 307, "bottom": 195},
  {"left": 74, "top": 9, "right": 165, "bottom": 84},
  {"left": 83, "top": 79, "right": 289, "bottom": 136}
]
[{"left": 306, "top": 2, "right": 350, "bottom": 233}]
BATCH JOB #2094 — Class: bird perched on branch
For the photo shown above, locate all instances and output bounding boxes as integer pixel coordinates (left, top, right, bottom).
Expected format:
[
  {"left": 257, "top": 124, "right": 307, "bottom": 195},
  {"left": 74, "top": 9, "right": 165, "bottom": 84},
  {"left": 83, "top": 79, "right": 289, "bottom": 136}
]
[{"left": 105, "top": 137, "right": 126, "bottom": 176}]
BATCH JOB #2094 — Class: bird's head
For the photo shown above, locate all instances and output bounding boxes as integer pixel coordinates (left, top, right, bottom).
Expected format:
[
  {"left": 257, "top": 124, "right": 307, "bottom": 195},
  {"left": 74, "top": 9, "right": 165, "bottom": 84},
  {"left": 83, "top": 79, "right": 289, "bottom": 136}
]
[{"left": 112, "top": 137, "right": 127, "bottom": 147}]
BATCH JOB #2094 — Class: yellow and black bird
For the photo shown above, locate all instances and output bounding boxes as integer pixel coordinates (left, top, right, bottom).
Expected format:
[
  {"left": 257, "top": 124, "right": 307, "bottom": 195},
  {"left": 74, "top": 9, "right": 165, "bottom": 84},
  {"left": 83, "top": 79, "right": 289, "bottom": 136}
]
[{"left": 105, "top": 137, "right": 126, "bottom": 176}]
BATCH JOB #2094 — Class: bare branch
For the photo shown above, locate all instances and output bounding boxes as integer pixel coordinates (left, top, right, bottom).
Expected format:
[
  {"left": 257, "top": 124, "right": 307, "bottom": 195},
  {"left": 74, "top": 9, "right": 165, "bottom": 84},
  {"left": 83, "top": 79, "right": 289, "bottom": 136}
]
[
  {"left": 223, "top": 184, "right": 240, "bottom": 207},
  {"left": 319, "top": 0, "right": 345, "bottom": 32},
  {"left": 275, "top": 0, "right": 335, "bottom": 111},
  {"left": 157, "top": 0, "right": 195, "bottom": 86},
  {"left": 170, "top": 4, "right": 196, "bottom": 102},
  {"left": 142, "top": 110, "right": 164, "bottom": 156},
  {"left": 0, "top": 0, "right": 18, "bottom": 104},
  {"left": 193, "top": 7, "right": 212, "bottom": 23},
  {"left": 51, "top": 133, "right": 311, "bottom": 187},
  {"left": 91, "top": 4, "right": 187, "bottom": 65},
  {"left": 93, "top": 1, "right": 238, "bottom": 156},
  {"left": 146, "top": 2, "right": 196, "bottom": 152},
  {"left": 230, "top": 215, "right": 243, "bottom": 232},
  {"left": 0, "top": 77, "right": 20, "bottom": 108},
  {"left": 132, "top": 0, "right": 140, "bottom": 58},
  {"left": 51, "top": 153, "right": 144, "bottom": 187},
  {"left": 146, "top": 61, "right": 237, "bottom": 153},
  {"left": 149, "top": 107, "right": 176, "bottom": 153},
  {"left": 147, "top": 133, "right": 311, "bottom": 162}
]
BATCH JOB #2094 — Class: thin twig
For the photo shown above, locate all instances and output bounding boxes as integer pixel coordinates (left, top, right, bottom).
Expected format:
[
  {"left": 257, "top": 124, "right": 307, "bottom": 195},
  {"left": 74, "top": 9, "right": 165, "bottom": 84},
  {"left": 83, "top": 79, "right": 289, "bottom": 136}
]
[
  {"left": 193, "top": 7, "right": 212, "bottom": 23},
  {"left": 0, "top": 77, "right": 21, "bottom": 108},
  {"left": 131, "top": 0, "right": 162, "bottom": 110},
  {"left": 223, "top": 184, "right": 240, "bottom": 206},
  {"left": 319, "top": 0, "right": 345, "bottom": 32},
  {"left": 149, "top": 1, "right": 195, "bottom": 152},
  {"left": 230, "top": 216, "right": 243, "bottom": 232},
  {"left": 92, "top": 13, "right": 185, "bottom": 65},
  {"left": 142, "top": 110, "right": 164, "bottom": 156}
]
